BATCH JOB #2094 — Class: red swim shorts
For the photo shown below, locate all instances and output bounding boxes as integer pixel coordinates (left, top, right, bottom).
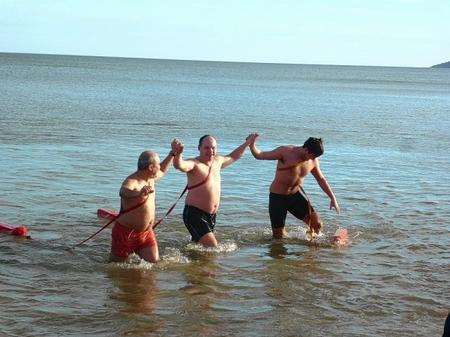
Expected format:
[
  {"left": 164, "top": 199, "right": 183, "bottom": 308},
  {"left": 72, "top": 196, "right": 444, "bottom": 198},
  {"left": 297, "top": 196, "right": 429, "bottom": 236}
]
[{"left": 111, "top": 221, "right": 157, "bottom": 258}]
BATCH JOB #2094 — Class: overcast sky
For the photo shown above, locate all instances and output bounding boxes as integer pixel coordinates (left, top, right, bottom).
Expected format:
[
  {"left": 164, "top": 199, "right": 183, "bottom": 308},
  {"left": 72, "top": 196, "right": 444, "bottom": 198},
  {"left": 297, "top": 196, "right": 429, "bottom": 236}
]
[{"left": 1, "top": 0, "right": 448, "bottom": 67}]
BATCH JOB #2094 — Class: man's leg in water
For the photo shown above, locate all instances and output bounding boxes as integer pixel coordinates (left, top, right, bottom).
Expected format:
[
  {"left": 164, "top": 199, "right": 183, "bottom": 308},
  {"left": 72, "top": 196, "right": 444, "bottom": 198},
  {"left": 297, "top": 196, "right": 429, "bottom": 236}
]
[
  {"left": 198, "top": 232, "right": 218, "bottom": 247},
  {"left": 269, "top": 193, "right": 288, "bottom": 239},
  {"left": 109, "top": 223, "right": 130, "bottom": 263},
  {"left": 272, "top": 227, "right": 288, "bottom": 239},
  {"left": 304, "top": 211, "right": 322, "bottom": 234},
  {"left": 138, "top": 244, "right": 159, "bottom": 263},
  {"left": 183, "top": 205, "right": 218, "bottom": 247},
  {"left": 287, "top": 191, "right": 322, "bottom": 235}
]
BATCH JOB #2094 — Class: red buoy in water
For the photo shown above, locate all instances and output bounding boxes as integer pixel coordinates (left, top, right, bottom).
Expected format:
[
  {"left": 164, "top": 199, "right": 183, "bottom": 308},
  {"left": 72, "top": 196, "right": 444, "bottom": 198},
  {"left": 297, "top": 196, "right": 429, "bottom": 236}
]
[{"left": 0, "top": 222, "right": 30, "bottom": 238}]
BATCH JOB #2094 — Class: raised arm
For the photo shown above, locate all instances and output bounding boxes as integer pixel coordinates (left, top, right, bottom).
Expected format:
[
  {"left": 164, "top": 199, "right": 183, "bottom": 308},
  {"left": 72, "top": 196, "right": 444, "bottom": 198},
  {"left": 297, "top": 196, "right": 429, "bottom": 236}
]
[
  {"left": 310, "top": 160, "right": 340, "bottom": 214},
  {"left": 221, "top": 137, "right": 252, "bottom": 169},
  {"left": 119, "top": 179, "right": 154, "bottom": 199},
  {"left": 172, "top": 139, "right": 196, "bottom": 173},
  {"left": 155, "top": 149, "right": 175, "bottom": 181},
  {"left": 248, "top": 133, "right": 284, "bottom": 161}
]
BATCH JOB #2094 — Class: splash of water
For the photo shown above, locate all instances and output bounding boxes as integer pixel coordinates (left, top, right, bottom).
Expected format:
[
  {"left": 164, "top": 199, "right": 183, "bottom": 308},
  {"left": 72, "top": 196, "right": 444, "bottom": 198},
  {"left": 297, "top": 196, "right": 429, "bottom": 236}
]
[{"left": 184, "top": 241, "right": 238, "bottom": 253}]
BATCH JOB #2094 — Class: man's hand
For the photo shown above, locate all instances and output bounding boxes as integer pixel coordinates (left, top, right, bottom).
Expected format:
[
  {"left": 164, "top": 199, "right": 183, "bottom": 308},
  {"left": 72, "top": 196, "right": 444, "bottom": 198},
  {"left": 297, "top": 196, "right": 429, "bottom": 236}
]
[
  {"left": 170, "top": 139, "right": 178, "bottom": 155},
  {"left": 309, "top": 221, "right": 322, "bottom": 235},
  {"left": 140, "top": 185, "right": 154, "bottom": 196},
  {"left": 171, "top": 138, "right": 184, "bottom": 155},
  {"left": 330, "top": 198, "right": 340, "bottom": 214},
  {"left": 246, "top": 133, "right": 259, "bottom": 145}
]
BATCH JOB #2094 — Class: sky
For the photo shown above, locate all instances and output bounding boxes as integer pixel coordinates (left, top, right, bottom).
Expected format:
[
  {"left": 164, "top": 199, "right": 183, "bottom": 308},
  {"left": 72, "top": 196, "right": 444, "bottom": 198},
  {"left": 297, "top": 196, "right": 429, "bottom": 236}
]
[{"left": 0, "top": 0, "right": 449, "bottom": 67}]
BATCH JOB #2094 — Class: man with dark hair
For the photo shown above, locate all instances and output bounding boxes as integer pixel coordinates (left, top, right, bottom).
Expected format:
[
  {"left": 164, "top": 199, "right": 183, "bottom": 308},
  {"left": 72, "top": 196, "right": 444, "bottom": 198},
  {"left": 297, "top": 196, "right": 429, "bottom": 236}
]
[
  {"left": 303, "top": 137, "right": 324, "bottom": 157},
  {"left": 444, "top": 312, "right": 450, "bottom": 337},
  {"left": 109, "top": 144, "right": 176, "bottom": 263},
  {"left": 247, "top": 133, "right": 340, "bottom": 239},
  {"left": 172, "top": 135, "right": 252, "bottom": 247}
]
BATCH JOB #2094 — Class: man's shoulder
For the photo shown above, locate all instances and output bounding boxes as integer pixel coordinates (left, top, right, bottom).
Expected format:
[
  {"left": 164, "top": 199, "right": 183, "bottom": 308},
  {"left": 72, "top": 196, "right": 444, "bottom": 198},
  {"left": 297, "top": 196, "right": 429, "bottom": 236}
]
[
  {"left": 185, "top": 157, "right": 198, "bottom": 163},
  {"left": 123, "top": 173, "right": 141, "bottom": 186},
  {"left": 310, "top": 158, "right": 320, "bottom": 170},
  {"left": 214, "top": 155, "right": 226, "bottom": 162},
  {"left": 279, "top": 145, "right": 295, "bottom": 151},
  {"left": 277, "top": 145, "right": 295, "bottom": 155}
]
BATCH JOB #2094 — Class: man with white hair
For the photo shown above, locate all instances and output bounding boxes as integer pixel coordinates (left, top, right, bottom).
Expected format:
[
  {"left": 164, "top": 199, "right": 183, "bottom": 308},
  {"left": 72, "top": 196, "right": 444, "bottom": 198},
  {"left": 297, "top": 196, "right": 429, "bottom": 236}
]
[{"left": 109, "top": 144, "right": 176, "bottom": 263}]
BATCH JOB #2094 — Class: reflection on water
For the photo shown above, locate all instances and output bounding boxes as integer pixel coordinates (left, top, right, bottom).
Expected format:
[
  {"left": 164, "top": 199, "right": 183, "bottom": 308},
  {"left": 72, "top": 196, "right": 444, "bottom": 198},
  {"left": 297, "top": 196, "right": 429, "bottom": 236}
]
[
  {"left": 107, "top": 267, "right": 158, "bottom": 315},
  {"left": 179, "top": 258, "right": 222, "bottom": 337},
  {"left": 106, "top": 266, "right": 162, "bottom": 335},
  {"left": 268, "top": 241, "right": 289, "bottom": 259}
]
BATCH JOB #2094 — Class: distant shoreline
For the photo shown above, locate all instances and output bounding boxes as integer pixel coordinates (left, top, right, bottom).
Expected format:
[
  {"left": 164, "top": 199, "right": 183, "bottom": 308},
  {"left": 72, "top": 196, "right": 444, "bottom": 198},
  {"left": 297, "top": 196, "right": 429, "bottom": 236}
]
[
  {"left": 431, "top": 61, "right": 450, "bottom": 68},
  {"left": 0, "top": 51, "right": 428, "bottom": 69}
]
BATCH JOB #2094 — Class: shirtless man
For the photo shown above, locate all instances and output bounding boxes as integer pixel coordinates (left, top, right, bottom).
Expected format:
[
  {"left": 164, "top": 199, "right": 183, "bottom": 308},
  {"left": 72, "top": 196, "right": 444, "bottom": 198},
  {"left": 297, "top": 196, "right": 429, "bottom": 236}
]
[
  {"left": 172, "top": 135, "right": 251, "bottom": 247},
  {"left": 109, "top": 145, "right": 176, "bottom": 263},
  {"left": 247, "top": 133, "right": 340, "bottom": 239}
]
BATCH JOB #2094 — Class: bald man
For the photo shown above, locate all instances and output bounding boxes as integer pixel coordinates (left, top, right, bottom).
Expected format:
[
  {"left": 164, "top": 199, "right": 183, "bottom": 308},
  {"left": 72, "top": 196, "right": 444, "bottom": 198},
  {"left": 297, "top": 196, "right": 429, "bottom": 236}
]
[
  {"left": 109, "top": 144, "right": 176, "bottom": 263},
  {"left": 172, "top": 135, "right": 252, "bottom": 247}
]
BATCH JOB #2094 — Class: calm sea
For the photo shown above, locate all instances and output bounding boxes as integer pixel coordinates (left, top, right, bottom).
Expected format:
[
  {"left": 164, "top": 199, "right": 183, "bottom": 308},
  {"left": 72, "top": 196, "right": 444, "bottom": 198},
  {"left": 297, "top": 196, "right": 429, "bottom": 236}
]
[{"left": 0, "top": 53, "right": 449, "bottom": 337}]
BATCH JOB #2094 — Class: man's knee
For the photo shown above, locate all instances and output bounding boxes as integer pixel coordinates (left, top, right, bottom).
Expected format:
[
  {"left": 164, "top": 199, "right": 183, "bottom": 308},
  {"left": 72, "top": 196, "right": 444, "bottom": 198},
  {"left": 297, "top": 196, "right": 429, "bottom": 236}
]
[
  {"left": 199, "top": 232, "right": 218, "bottom": 247},
  {"left": 138, "top": 245, "right": 159, "bottom": 263},
  {"left": 147, "top": 256, "right": 159, "bottom": 263}
]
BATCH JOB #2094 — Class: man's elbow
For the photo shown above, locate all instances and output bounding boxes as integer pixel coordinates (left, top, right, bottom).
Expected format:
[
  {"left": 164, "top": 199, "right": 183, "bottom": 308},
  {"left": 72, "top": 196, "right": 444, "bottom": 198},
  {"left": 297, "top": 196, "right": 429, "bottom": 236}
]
[
  {"left": 231, "top": 154, "right": 242, "bottom": 162},
  {"left": 249, "top": 150, "right": 257, "bottom": 159}
]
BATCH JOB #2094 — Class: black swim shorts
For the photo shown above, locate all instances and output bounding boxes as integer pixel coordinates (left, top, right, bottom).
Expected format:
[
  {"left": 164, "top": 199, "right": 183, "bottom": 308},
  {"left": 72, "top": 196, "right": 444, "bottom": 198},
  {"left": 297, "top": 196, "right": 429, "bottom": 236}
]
[
  {"left": 269, "top": 189, "right": 314, "bottom": 229},
  {"left": 183, "top": 205, "right": 216, "bottom": 242}
]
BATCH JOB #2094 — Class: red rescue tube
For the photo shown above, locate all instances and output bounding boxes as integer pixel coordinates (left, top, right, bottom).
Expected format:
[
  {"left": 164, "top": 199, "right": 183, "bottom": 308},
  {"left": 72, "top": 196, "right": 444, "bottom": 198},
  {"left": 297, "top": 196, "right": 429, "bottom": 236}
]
[
  {"left": 97, "top": 209, "right": 118, "bottom": 221},
  {"left": 331, "top": 228, "right": 348, "bottom": 245},
  {"left": 0, "top": 222, "right": 30, "bottom": 237}
]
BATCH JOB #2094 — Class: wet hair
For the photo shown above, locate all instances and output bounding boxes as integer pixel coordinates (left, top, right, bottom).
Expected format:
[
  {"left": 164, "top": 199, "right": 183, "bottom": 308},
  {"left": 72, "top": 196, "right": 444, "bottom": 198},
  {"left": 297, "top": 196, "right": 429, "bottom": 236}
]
[
  {"left": 303, "top": 137, "right": 324, "bottom": 157},
  {"left": 198, "top": 135, "right": 214, "bottom": 147},
  {"left": 137, "top": 151, "right": 157, "bottom": 170}
]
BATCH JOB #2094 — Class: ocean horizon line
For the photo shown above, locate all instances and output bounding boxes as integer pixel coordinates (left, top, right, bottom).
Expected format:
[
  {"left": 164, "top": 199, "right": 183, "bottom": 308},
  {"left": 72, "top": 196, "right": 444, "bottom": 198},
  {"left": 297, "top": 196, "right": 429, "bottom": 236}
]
[{"left": 0, "top": 51, "right": 430, "bottom": 69}]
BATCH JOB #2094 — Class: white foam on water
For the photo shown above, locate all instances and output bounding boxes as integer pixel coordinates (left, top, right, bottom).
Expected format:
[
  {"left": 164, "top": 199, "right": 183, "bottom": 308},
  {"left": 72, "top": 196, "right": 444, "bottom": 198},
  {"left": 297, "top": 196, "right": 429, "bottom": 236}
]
[
  {"left": 107, "top": 248, "right": 191, "bottom": 271},
  {"left": 286, "top": 225, "right": 354, "bottom": 248},
  {"left": 286, "top": 226, "right": 325, "bottom": 240},
  {"left": 184, "top": 240, "right": 238, "bottom": 253},
  {"left": 160, "top": 247, "right": 190, "bottom": 265},
  {"left": 108, "top": 254, "right": 155, "bottom": 271},
  {"left": 234, "top": 226, "right": 273, "bottom": 244}
]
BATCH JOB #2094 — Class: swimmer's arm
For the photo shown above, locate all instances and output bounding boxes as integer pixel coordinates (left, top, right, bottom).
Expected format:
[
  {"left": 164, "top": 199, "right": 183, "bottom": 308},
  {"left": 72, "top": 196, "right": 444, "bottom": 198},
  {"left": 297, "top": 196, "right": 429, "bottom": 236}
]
[
  {"left": 221, "top": 139, "right": 250, "bottom": 168},
  {"left": 173, "top": 153, "right": 196, "bottom": 173},
  {"left": 119, "top": 180, "right": 153, "bottom": 198},
  {"left": 156, "top": 150, "right": 175, "bottom": 180},
  {"left": 311, "top": 160, "right": 340, "bottom": 214},
  {"left": 249, "top": 144, "right": 284, "bottom": 161}
]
